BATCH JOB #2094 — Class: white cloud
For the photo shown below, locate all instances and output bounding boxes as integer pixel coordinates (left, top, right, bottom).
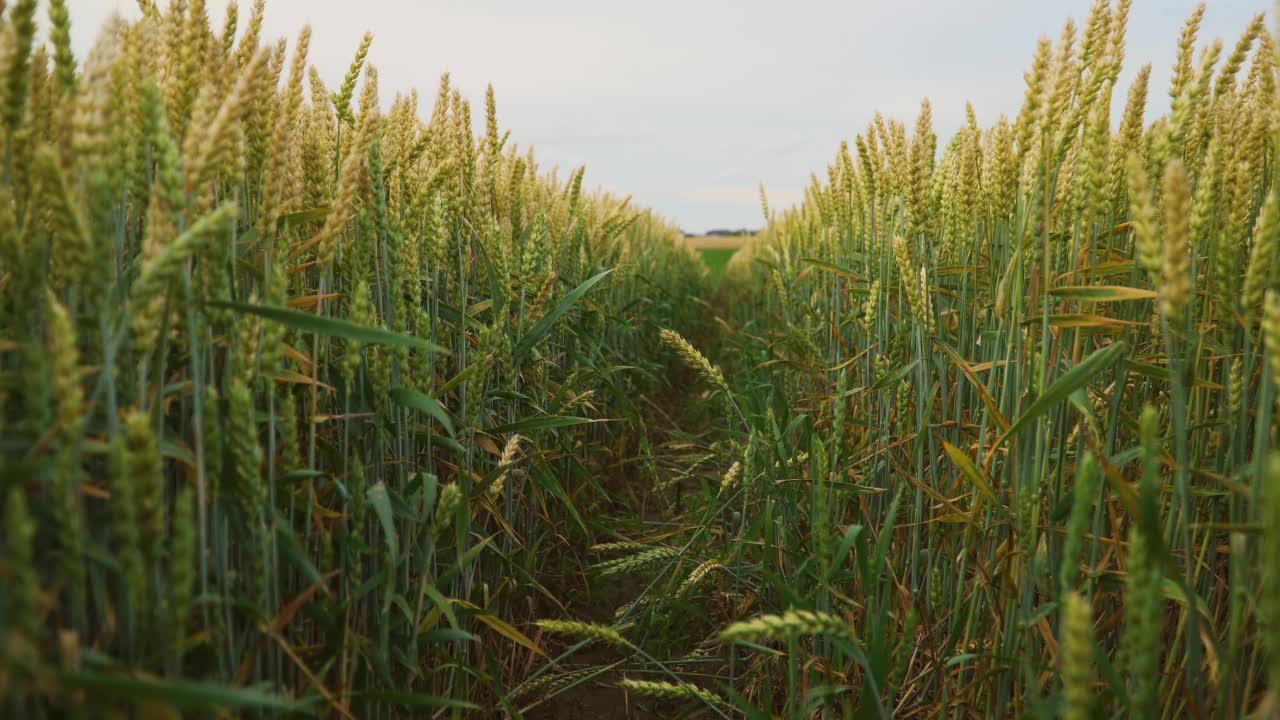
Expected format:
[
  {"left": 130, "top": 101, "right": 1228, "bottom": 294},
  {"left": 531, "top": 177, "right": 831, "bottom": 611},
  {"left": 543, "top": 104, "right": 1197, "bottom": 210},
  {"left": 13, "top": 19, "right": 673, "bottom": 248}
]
[{"left": 686, "top": 187, "right": 804, "bottom": 207}]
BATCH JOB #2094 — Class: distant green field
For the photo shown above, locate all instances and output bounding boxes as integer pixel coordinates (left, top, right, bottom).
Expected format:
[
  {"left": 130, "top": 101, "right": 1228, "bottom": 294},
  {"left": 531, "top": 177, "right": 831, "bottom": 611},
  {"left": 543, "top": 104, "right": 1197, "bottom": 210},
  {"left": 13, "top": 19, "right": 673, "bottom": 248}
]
[{"left": 699, "top": 247, "right": 737, "bottom": 280}]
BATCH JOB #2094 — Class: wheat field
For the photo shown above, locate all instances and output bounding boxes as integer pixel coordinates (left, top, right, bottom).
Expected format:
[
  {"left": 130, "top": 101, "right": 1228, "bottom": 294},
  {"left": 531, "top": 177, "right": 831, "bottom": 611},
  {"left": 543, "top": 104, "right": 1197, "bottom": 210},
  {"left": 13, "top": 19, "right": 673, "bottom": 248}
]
[{"left": 2, "top": 1, "right": 1280, "bottom": 718}]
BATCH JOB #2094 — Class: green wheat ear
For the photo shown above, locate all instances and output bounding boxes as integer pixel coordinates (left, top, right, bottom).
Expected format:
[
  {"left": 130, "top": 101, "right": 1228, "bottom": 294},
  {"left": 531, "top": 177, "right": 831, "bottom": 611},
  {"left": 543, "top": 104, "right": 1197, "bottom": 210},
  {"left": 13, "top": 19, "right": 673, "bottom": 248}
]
[
  {"left": 1125, "top": 410, "right": 1164, "bottom": 719},
  {"left": 3, "top": 0, "right": 38, "bottom": 134},
  {"left": 719, "top": 460, "right": 742, "bottom": 493},
  {"left": 124, "top": 411, "right": 165, "bottom": 569},
  {"left": 1060, "top": 452, "right": 1098, "bottom": 591},
  {"left": 592, "top": 547, "right": 678, "bottom": 576},
  {"left": 617, "top": 678, "right": 727, "bottom": 706},
  {"left": 659, "top": 328, "right": 727, "bottom": 390},
  {"left": 590, "top": 541, "right": 654, "bottom": 553},
  {"left": 1263, "top": 452, "right": 1280, "bottom": 693},
  {"left": 45, "top": 291, "right": 82, "bottom": 437},
  {"left": 534, "top": 619, "right": 629, "bottom": 648},
  {"left": 676, "top": 559, "right": 725, "bottom": 596},
  {"left": 5, "top": 486, "right": 39, "bottom": 646},
  {"left": 332, "top": 32, "right": 372, "bottom": 124},
  {"left": 509, "top": 667, "right": 603, "bottom": 702},
  {"left": 431, "top": 484, "right": 463, "bottom": 541},
  {"left": 109, "top": 431, "right": 145, "bottom": 625},
  {"left": 721, "top": 610, "right": 855, "bottom": 643},
  {"left": 1061, "top": 592, "right": 1095, "bottom": 720},
  {"left": 1265, "top": 291, "right": 1280, "bottom": 406},
  {"left": 168, "top": 485, "right": 196, "bottom": 655}
]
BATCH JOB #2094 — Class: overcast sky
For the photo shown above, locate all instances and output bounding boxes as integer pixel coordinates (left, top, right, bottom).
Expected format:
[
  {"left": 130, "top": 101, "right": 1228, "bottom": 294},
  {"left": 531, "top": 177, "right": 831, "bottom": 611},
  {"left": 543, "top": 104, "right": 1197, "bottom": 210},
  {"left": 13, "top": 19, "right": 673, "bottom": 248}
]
[{"left": 68, "top": 1, "right": 1266, "bottom": 233}]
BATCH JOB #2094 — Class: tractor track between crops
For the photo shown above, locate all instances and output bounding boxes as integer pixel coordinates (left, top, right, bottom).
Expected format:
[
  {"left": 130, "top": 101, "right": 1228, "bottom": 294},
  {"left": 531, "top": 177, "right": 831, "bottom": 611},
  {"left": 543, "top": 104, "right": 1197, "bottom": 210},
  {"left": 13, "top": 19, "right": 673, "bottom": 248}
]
[{"left": 524, "top": 360, "right": 731, "bottom": 719}]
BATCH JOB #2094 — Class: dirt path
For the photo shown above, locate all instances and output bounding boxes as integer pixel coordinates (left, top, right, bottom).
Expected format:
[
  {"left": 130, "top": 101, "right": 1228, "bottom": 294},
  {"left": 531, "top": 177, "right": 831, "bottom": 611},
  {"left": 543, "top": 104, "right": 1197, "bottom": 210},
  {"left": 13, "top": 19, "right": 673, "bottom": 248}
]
[{"left": 522, "top": 371, "right": 730, "bottom": 719}]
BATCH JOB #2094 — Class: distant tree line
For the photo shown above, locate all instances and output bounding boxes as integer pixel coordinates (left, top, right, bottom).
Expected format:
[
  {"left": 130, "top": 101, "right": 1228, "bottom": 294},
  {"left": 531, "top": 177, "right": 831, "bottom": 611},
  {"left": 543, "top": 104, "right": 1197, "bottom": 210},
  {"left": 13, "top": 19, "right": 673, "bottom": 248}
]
[{"left": 682, "top": 228, "right": 757, "bottom": 237}]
